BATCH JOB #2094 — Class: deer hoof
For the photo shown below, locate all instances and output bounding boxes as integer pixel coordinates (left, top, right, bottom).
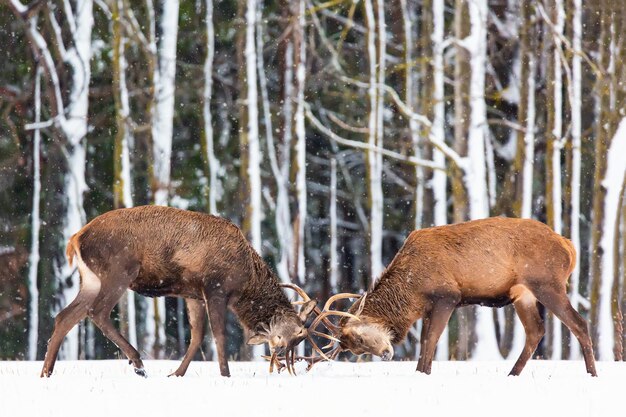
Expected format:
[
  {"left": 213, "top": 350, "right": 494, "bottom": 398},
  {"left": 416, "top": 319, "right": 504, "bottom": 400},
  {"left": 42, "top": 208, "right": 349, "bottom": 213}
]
[
  {"left": 167, "top": 371, "right": 184, "bottom": 377},
  {"left": 134, "top": 367, "right": 148, "bottom": 378}
]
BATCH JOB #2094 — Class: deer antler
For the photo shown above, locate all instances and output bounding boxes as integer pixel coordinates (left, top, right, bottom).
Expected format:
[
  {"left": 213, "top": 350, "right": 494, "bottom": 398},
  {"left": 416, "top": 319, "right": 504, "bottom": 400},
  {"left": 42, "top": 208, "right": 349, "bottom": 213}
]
[{"left": 266, "top": 286, "right": 364, "bottom": 374}]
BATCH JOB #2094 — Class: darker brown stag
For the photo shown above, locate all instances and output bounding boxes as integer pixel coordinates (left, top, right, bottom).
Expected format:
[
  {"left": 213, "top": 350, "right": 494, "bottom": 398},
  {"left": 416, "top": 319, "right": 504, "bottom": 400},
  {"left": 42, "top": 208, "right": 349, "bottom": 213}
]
[
  {"left": 40, "top": 206, "right": 316, "bottom": 378},
  {"left": 311, "top": 217, "right": 597, "bottom": 376}
]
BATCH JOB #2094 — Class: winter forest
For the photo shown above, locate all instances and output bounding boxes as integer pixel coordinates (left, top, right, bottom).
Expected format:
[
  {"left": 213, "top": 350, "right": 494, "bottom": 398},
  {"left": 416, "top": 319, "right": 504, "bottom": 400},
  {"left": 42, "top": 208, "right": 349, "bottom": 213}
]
[{"left": 1, "top": 0, "right": 626, "bottom": 373}]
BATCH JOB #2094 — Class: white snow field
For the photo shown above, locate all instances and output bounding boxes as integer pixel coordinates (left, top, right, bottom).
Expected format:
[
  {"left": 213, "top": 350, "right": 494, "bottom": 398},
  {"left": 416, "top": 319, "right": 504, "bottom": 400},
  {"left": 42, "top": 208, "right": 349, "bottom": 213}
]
[{"left": 1, "top": 360, "right": 623, "bottom": 417}]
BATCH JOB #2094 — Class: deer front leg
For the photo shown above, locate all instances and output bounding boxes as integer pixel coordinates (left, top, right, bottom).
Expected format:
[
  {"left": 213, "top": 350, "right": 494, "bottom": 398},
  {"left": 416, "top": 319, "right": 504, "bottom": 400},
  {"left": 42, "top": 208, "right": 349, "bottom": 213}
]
[
  {"left": 416, "top": 299, "right": 456, "bottom": 375},
  {"left": 169, "top": 298, "right": 206, "bottom": 377},
  {"left": 206, "top": 295, "right": 230, "bottom": 377}
]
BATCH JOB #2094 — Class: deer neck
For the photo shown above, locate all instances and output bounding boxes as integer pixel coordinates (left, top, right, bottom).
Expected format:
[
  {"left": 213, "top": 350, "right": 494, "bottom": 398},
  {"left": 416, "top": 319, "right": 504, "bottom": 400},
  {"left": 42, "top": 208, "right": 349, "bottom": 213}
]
[{"left": 232, "top": 253, "right": 293, "bottom": 332}]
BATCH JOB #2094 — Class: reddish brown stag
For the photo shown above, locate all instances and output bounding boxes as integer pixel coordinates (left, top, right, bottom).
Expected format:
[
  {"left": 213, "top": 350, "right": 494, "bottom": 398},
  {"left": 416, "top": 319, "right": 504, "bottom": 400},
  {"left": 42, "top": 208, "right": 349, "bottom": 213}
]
[
  {"left": 309, "top": 217, "right": 597, "bottom": 376},
  {"left": 40, "top": 206, "right": 316, "bottom": 378}
]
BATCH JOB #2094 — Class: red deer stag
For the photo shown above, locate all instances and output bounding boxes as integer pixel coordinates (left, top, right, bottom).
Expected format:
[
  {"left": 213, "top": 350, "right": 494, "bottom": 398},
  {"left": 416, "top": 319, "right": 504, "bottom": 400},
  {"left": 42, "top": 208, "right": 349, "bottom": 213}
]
[
  {"left": 40, "top": 206, "right": 316, "bottom": 378},
  {"left": 308, "top": 217, "right": 597, "bottom": 376}
]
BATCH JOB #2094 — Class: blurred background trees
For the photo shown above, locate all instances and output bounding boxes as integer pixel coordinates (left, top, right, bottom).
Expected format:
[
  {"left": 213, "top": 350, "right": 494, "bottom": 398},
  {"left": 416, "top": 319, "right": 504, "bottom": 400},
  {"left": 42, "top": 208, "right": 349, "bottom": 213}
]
[{"left": 0, "top": 0, "right": 625, "bottom": 364}]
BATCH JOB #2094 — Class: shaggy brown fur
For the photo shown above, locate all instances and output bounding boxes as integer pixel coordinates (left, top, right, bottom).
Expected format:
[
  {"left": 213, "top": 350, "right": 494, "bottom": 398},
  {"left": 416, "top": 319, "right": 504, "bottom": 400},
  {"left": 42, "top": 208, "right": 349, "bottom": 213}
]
[
  {"left": 339, "top": 217, "right": 596, "bottom": 376},
  {"left": 42, "top": 206, "right": 312, "bottom": 378}
]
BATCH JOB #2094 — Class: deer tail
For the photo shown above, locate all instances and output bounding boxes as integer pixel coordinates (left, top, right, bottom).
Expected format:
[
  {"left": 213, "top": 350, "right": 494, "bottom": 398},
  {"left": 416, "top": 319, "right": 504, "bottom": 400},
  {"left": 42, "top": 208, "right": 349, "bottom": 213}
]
[
  {"left": 66, "top": 234, "right": 79, "bottom": 267},
  {"left": 561, "top": 236, "right": 577, "bottom": 277}
]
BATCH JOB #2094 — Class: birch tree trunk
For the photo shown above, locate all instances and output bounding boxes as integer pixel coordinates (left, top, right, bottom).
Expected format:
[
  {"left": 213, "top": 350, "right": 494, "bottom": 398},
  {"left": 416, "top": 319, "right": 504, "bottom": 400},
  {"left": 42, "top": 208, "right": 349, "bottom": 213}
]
[
  {"left": 27, "top": 64, "right": 43, "bottom": 361},
  {"left": 364, "top": 0, "right": 385, "bottom": 283},
  {"left": 202, "top": 0, "right": 219, "bottom": 215},
  {"left": 146, "top": 0, "right": 179, "bottom": 359},
  {"left": 453, "top": 0, "right": 499, "bottom": 360},
  {"left": 568, "top": 0, "right": 583, "bottom": 360},
  {"left": 590, "top": 0, "right": 622, "bottom": 360},
  {"left": 238, "top": 0, "right": 264, "bottom": 359},
  {"left": 293, "top": 0, "right": 307, "bottom": 285},
  {"left": 400, "top": 0, "right": 423, "bottom": 229},
  {"left": 545, "top": 0, "right": 564, "bottom": 359},
  {"left": 112, "top": 0, "right": 137, "bottom": 350},
  {"left": 58, "top": 0, "right": 93, "bottom": 360}
]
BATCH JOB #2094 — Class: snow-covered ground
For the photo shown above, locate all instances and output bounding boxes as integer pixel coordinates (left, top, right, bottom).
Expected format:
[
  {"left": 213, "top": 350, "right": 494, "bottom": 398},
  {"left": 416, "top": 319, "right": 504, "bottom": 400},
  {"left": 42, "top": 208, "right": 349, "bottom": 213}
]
[{"left": 1, "top": 360, "right": 623, "bottom": 417}]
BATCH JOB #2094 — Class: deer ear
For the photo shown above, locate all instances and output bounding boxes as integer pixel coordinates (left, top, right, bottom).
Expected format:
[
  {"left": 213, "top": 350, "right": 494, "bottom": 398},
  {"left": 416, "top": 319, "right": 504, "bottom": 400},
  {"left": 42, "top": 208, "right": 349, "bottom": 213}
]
[
  {"left": 298, "top": 299, "right": 317, "bottom": 322},
  {"left": 246, "top": 333, "right": 268, "bottom": 345}
]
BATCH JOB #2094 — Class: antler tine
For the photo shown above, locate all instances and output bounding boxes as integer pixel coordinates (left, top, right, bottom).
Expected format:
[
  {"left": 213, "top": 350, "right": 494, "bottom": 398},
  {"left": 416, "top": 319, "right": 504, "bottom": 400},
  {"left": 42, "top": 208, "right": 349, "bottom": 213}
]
[
  {"left": 280, "top": 283, "right": 312, "bottom": 301},
  {"left": 321, "top": 292, "right": 362, "bottom": 312},
  {"left": 306, "top": 334, "right": 332, "bottom": 361},
  {"left": 309, "top": 310, "right": 360, "bottom": 336},
  {"left": 280, "top": 282, "right": 340, "bottom": 333}
]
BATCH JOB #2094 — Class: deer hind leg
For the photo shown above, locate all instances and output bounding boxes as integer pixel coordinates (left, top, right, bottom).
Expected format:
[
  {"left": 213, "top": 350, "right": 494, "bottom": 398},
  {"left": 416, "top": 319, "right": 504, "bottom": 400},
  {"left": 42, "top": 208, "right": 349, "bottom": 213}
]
[
  {"left": 509, "top": 289, "right": 544, "bottom": 376},
  {"left": 41, "top": 254, "right": 101, "bottom": 377},
  {"left": 169, "top": 298, "right": 206, "bottom": 377},
  {"left": 416, "top": 299, "right": 456, "bottom": 375},
  {"left": 532, "top": 283, "right": 597, "bottom": 376},
  {"left": 89, "top": 261, "right": 145, "bottom": 376}
]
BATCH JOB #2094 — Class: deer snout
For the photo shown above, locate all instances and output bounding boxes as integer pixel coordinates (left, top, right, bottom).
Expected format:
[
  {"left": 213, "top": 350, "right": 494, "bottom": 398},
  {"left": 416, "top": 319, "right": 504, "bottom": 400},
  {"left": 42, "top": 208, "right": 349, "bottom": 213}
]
[
  {"left": 270, "top": 335, "right": 287, "bottom": 354},
  {"left": 380, "top": 347, "right": 394, "bottom": 361}
]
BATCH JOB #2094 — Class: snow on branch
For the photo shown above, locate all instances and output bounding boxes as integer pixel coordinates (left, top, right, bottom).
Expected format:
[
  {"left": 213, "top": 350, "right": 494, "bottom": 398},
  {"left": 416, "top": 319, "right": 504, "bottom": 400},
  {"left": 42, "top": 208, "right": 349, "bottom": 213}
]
[{"left": 304, "top": 103, "right": 444, "bottom": 171}]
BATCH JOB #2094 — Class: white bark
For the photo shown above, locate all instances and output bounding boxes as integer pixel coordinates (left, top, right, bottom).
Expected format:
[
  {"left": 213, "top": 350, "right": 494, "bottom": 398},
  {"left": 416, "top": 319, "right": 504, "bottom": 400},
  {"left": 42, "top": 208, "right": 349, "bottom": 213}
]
[
  {"left": 244, "top": 0, "right": 264, "bottom": 359},
  {"left": 550, "top": 0, "right": 564, "bottom": 359},
  {"left": 152, "top": 0, "right": 179, "bottom": 206},
  {"left": 568, "top": 0, "right": 582, "bottom": 360},
  {"left": 597, "top": 118, "right": 626, "bottom": 360},
  {"left": 245, "top": 0, "right": 262, "bottom": 253},
  {"left": 364, "top": 0, "right": 384, "bottom": 282},
  {"left": 147, "top": 0, "right": 179, "bottom": 357},
  {"left": 27, "top": 65, "right": 43, "bottom": 361},
  {"left": 274, "top": 40, "right": 294, "bottom": 283},
  {"left": 521, "top": 55, "right": 536, "bottom": 219},
  {"left": 294, "top": 0, "right": 307, "bottom": 284},
  {"left": 399, "top": 0, "right": 422, "bottom": 229},
  {"left": 58, "top": 0, "right": 93, "bottom": 360},
  {"left": 204, "top": 0, "right": 218, "bottom": 215},
  {"left": 463, "top": 0, "right": 500, "bottom": 360},
  {"left": 330, "top": 158, "right": 339, "bottom": 292},
  {"left": 115, "top": 0, "right": 137, "bottom": 347},
  {"left": 432, "top": 0, "right": 448, "bottom": 360}
]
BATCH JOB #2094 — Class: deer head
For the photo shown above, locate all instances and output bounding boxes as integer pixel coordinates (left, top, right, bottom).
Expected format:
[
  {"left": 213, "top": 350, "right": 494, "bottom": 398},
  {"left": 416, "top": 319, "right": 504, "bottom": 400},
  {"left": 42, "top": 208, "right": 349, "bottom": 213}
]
[{"left": 247, "top": 299, "right": 316, "bottom": 355}]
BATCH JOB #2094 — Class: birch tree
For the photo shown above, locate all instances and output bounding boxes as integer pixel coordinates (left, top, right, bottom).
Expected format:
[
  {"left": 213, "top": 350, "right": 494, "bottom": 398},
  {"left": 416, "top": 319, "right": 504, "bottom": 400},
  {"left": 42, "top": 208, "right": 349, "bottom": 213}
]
[
  {"left": 544, "top": 0, "right": 565, "bottom": 359},
  {"left": 8, "top": 0, "right": 95, "bottom": 359},
  {"left": 202, "top": 0, "right": 219, "bottom": 215},
  {"left": 568, "top": 0, "right": 583, "bottom": 359},
  {"left": 145, "top": 0, "right": 180, "bottom": 359},
  {"left": 453, "top": 0, "right": 500, "bottom": 360},
  {"left": 27, "top": 64, "right": 42, "bottom": 361},
  {"left": 238, "top": 0, "right": 264, "bottom": 358},
  {"left": 364, "top": 0, "right": 385, "bottom": 282},
  {"left": 112, "top": 0, "right": 137, "bottom": 349}
]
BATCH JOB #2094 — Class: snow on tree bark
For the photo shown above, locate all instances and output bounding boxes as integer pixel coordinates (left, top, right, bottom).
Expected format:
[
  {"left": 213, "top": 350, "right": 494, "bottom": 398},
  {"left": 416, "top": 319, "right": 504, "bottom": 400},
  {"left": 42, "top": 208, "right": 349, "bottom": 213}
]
[
  {"left": 27, "top": 64, "right": 42, "bottom": 361},
  {"left": 57, "top": 0, "right": 93, "bottom": 360},
  {"left": 595, "top": 118, "right": 626, "bottom": 360},
  {"left": 459, "top": 0, "right": 500, "bottom": 360}
]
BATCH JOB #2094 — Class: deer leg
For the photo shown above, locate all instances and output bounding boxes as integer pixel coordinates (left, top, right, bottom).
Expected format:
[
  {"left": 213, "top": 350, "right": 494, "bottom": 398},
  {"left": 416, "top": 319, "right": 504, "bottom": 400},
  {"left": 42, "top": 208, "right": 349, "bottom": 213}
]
[
  {"left": 416, "top": 300, "right": 455, "bottom": 375},
  {"left": 533, "top": 284, "right": 597, "bottom": 376},
  {"left": 40, "top": 287, "right": 100, "bottom": 377},
  {"left": 416, "top": 310, "right": 432, "bottom": 372},
  {"left": 89, "top": 265, "right": 144, "bottom": 376},
  {"left": 41, "top": 256, "right": 101, "bottom": 378},
  {"left": 205, "top": 295, "right": 230, "bottom": 377},
  {"left": 169, "top": 298, "right": 206, "bottom": 377},
  {"left": 509, "top": 292, "right": 544, "bottom": 376}
]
